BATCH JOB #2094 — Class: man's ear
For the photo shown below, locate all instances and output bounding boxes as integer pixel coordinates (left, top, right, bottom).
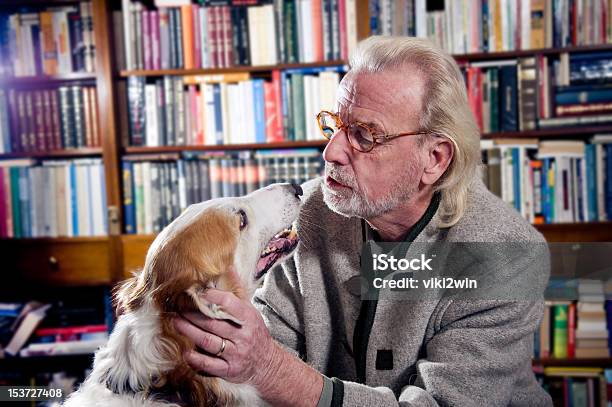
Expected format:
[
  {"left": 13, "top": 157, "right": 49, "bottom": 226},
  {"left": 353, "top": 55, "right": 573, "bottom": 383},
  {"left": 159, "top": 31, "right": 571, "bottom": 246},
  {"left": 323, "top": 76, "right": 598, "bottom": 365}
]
[{"left": 421, "top": 137, "right": 454, "bottom": 186}]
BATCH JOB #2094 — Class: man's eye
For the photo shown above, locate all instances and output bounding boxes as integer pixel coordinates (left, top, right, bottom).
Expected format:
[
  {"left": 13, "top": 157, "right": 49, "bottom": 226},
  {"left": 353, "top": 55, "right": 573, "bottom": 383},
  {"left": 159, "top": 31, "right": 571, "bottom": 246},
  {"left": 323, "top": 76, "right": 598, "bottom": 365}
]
[{"left": 238, "top": 210, "right": 248, "bottom": 230}]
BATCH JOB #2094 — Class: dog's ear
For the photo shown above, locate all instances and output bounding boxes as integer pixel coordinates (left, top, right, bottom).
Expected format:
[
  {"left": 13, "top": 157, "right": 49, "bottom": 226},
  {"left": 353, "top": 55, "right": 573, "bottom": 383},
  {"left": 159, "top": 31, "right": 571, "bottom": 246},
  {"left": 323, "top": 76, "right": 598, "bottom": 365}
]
[
  {"left": 186, "top": 285, "right": 244, "bottom": 325},
  {"left": 114, "top": 270, "right": 149, "bottom": 315}
]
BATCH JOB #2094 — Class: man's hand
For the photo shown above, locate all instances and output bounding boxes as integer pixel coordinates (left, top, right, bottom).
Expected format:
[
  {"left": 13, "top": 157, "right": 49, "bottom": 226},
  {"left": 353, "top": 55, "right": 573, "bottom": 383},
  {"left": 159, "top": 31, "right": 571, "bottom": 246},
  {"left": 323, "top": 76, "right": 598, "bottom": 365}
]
[{"left": 173, "top": 268, "right": 323, "bottom": 407}]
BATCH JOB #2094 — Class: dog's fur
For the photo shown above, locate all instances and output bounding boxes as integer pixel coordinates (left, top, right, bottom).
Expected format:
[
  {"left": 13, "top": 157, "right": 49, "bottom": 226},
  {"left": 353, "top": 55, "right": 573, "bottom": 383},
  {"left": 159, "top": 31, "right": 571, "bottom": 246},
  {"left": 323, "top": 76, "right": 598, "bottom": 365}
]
[{"left": 62, "top": 184, "right": 302, "bottom": 406}]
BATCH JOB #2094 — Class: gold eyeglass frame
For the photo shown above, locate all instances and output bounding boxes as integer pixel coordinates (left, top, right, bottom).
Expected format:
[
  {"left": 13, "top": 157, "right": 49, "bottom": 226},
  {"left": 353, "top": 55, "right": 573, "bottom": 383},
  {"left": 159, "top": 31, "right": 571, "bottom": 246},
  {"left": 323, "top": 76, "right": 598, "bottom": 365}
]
[{"left": 316, "top": 110, "right": 431, "bottom": 153}]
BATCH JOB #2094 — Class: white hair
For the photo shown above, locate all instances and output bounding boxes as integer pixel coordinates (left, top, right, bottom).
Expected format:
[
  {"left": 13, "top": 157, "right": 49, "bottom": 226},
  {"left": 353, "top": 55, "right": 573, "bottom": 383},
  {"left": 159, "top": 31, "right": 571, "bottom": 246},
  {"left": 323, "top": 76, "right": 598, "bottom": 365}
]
[{"left": 349, "top": 36, "right": 481, "bottom": 227}]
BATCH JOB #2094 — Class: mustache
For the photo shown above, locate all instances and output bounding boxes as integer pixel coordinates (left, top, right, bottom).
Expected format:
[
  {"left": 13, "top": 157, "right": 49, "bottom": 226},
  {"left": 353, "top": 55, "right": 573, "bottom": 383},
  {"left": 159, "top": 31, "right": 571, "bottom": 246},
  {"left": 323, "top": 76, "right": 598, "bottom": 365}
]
[{"left": 325, "top": 163, "right": 357, "bottom": 189}]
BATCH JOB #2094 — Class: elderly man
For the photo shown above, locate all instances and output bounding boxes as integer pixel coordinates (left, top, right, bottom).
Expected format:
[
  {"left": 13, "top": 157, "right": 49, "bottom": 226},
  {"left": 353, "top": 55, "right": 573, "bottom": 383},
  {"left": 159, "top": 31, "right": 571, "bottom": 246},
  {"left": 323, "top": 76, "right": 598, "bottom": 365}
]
[{"left": 174, "top": 36, "right": 552, "bottom": 406}]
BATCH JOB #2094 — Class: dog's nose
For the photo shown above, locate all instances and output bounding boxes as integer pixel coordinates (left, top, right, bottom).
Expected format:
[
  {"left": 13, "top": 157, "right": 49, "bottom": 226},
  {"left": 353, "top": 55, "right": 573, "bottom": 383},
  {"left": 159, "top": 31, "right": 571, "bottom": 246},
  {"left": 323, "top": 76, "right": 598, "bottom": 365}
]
[{"left": 291, "top": 183, "right": 303, "bottom": 198}]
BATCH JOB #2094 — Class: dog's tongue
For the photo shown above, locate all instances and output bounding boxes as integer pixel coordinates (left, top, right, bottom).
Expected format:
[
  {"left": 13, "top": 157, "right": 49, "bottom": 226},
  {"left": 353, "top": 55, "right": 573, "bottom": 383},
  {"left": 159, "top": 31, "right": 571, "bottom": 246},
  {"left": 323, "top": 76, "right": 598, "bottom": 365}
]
[{"left": 255, "top": 230, "right": 298, "bottom": 279}]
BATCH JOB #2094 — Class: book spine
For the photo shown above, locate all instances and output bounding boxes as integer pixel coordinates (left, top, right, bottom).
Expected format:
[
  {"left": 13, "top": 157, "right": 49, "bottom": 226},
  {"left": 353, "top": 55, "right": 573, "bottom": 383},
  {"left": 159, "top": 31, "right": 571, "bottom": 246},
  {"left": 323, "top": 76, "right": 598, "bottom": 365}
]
[
  {"left": 552, "top": 304, "right": 569, "bottom": 359},
  {"left": 585, "top": 143, "right": 598, "bottom": 222},
  {"left": 606, "top": 144, "right": 612, "bottom": 220}
]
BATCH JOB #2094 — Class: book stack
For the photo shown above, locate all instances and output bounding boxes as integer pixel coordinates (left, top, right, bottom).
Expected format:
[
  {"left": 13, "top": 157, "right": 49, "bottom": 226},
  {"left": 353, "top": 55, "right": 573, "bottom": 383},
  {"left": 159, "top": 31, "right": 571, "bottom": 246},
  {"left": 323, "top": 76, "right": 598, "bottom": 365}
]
[
  {"left": 125, "top": 66, "right": 343, "bottom": 147},
  {"left": 1, "top": 292, "right": 112, "bottom": 358},
  {"left": 537, "top": 367, "right": 608, "bottom": 406},
  {"left": 479, "top": 137, "right": 612, "bottom": 224},
  {"left": 0, "top": 158, "right": 107, "bottom": 238},
  {"left": 122, "top": 149, "right": 322, "bottom": 234},
  {"left": 0, "top": 85, "right": 101, "bottom": 154},
  {"left": 576, "top": 279, "right": 610, "bottom": 359},
  {"left": 370, "top": 0, "right": 612, "bottom": 54},
  {"left": 0, "top": 2, "right": 96, "bottom": 77},
  {"left": 117, "top": 0, "right": 358, "bottom": 71}
]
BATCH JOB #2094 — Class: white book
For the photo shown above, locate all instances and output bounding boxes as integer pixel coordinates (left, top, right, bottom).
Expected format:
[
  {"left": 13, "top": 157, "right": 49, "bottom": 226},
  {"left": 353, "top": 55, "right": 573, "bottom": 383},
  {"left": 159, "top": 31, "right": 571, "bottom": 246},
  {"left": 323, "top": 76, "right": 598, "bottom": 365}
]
[
  {"left": 227, "top": 83, "right": 240, "bottom": 144},
  {"left": 244, "top": 81, "right": 256, "bottom": 144},
  {"left": 520, "top": 0, "right": 530, "bottom": 49},
  {"left": 20, "top": 337, "right": 108, "bottom": 357},
  {"left": 43, "top": 166, "right": 57, "bottom": 237},
  {"left": 247, "top": 7, "right": 260, "bottom": 66},
  {"left": 310, "top": 76, "right": 321, "bottom": 141},
  {"left": 64, "top": 164, "right": 74, "bottom": 237},
  {"left": 499, "top": 147, "right": 514, "bottom": 208},
  {"left": 300, "top": 0, "right": 314, "bottom": 63},
  {"left": 199, "top": 7, "right": 208, "bottom": 68},
  {"left": 52, "top": 10, "right": 72, "bottom": 73},
  {"left": 122, "top": 0, "right": 134, "bottom": 70},
  {"left": 262, "top": 4, "right": 278, "bottom": 65},
  {"left": 295, "top": 1, "right": 304, "bottom": 62},
  {"left": 177, "top": 160, "right": 187, "bottom": 210},
  {"left": 303, "top": 75, "right": 314, "bottom": 141},
  {"left": 220, "top": 82, "right": 231, "bottom": 145},
  {"left": 318, "top": 71, "right": 339, "bottom": 112},
  {"left": 145, "top": 84, "right": 159, "bottom": 147},
  {"left": 20, "top": 14, "right": 39, "bottom": 76},
  {"left": 203, "top": 83, "right": 216, "bottom": 145},
  {"left": 345, "top": 0, "right": 357, "bottom": 58},
  {"left": 5, "top": 304, "right": 52, "bottom": 356},
  {"left": 415, "top": 0, "right": 427, "bottom": 38},
  {"left": 76, "top": 163, "right": 90, "bottom": 236},
  {"left": 142, "top": 161, "right": 153, "bottom": 234},
  {"left": 90, "top": 164, "right": 105, "bottom": 236}
]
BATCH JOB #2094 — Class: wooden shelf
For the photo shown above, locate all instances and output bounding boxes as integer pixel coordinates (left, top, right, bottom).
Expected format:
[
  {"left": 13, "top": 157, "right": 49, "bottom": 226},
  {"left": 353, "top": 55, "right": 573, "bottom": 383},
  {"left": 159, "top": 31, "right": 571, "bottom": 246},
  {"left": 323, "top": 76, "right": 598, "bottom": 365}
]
[
  {"left": 0, "top": 0, "right": 81, "bottom": 6},
  {"left": 536, "top": 222, "right": 612, "bottom": 242},
  {"left": 533, "top": 358, "right": 612, "bottom": 367},
  {"left": 454, "top": 43, "right": 612, "bottom": 62},
  {"left": 0, "top": 354, "right": 95, "bottom": 373},
  {"left": 484, "top": 125, "right": 612, "bottom": 139},
  {"left": 119, "top": 60, "right": 348, "bottom": 77},
  {"left": 0, "top": 72, "right": 96, "bottom": 87},
  {"left": 122, "top": 125, "right": 612, "bottom": 156},
  {"left": 124, "top": 140, "right": 327, "bottom": 154},
  {"left": 0, "top": 148, "right": 103, "bottom": 160}
]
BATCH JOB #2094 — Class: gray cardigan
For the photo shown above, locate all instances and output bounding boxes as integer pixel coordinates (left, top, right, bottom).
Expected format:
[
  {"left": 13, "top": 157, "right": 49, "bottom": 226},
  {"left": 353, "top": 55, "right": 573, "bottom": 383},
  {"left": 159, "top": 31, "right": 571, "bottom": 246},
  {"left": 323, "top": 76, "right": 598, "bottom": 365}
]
[{"left": 253, "top": 177, "right": 553, "bottom": 406}]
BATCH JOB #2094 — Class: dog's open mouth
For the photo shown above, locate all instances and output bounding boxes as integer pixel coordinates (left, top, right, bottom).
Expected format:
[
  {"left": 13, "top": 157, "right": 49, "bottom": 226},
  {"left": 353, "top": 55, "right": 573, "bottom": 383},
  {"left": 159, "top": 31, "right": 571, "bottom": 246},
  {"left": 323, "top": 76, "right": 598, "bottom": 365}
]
[{"left": 255, "top": 224, "right": 299, "bottom": 280}]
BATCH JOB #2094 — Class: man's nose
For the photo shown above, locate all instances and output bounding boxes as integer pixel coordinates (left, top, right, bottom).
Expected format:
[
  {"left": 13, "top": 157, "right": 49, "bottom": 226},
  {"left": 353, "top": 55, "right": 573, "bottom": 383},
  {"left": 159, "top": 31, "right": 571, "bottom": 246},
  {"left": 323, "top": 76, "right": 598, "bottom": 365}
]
[{"left": 322, "top": 129, "right": 351, "bottom": 166}]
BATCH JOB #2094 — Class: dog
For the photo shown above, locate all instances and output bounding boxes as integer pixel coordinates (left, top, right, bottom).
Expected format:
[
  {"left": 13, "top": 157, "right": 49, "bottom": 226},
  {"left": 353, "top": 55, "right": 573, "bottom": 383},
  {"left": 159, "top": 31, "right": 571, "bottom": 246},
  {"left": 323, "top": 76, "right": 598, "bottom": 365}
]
[{"left": 62, "top": 183, "right": 303, "bottom": 407}]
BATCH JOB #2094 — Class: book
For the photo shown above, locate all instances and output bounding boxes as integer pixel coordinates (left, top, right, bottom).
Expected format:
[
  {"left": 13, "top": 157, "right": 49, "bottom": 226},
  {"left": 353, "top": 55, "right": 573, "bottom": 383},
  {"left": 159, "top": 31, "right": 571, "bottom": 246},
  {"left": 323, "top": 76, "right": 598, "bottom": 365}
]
[{"left": 4, "top": 302, "right": 51, "bottom": 356}]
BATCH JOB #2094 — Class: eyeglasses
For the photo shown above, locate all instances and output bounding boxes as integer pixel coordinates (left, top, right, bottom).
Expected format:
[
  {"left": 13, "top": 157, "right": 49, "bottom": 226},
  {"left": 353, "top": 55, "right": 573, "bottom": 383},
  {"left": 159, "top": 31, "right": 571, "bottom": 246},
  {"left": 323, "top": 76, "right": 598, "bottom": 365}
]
[{"left": 316, "top": 110, "right": 430, "bottom": 153}]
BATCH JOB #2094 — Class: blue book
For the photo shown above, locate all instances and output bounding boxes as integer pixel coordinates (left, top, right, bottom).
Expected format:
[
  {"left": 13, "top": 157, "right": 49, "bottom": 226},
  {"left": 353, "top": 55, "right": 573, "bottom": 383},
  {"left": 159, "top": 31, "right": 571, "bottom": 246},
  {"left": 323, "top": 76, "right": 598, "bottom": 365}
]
[
  {"left": 555, "top": 88, "right": 612, "bottom": 105},
  {"left": 86, "top": 165, "right": 94, "bottom": 236},
  {"left": 70, "top": 163, "right": 78, "bottom": 236},
  {"left": 585, "top": 144, "right": 598, "bottom": 221},
  {"left": 606, "top": 144, "right": 612, "bottom": 220},
  {"left": 512, "top": 148, "right": 521, "bottom": 212},
  {"left": 19, "top": 167, "right": 31, "bottom": 238},
  {"left": 212, "top": 84, "right": 223, "bottom": 145},
  {"left": 283, "top": 65, "right": 347, "bottom": 75},
  {"left": 122, "top": 161, "right": 135, "bottom": 234},
  {"left": 280, "top": 70, "right": 291, "bottom": 140},
  {"left": 0, "top": 91, "right": 10, "bottom": 153},
  {"left": 252, "top": 79, "right": 266, "bottom": 143},
  {"left": 541, "top": 158, "right": 552, "bottom": 223},
  {"left": 575, "top": 158, "right": 585, "bottom": 222}
]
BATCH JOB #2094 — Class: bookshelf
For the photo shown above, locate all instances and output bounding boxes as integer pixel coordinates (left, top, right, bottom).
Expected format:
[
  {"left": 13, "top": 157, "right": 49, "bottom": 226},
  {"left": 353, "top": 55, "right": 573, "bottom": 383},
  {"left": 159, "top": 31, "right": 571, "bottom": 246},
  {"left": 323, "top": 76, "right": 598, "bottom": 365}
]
[{"left": 1, "top": 1, "right": 612, "bottom": 402}]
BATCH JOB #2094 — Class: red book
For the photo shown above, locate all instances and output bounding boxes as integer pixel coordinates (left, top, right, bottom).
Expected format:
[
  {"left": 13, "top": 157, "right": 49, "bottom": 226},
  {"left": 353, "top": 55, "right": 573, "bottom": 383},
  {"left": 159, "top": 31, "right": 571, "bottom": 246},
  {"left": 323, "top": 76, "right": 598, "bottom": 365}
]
[
  {"left": 207, "top": 7, "right": 218, "bottom": 68},
  {"left": 3, "top": 169, "right": 13, "bottom": 238},
  {"left": 49, "top": 90, "right": 62, "bottom": 149},
  {"left": 192, "top": 4, "right": 201, "bottom": 69},
  {"left": 567, "top": 302, "right": 576, "bottom": 358},
  {"left": 466, "top": 67, "right": 482, "bottom": 131},
  {"left": 35, "top": 324, "right": 108, "bottom": 337},
  {"left": 311, "top": 0, "right": 323, "bottom": 61},
  {"left": 151, "top": 11, "right": 161, "bottom": 70},
  {"left": 42, "top": 90, "right": 54, "bottom": 150},
  {"left": 222, "top": 6, "right": 233, "bottom": 67},
  {"left": 33, "top": 91, "right": 47, "bottom": 151},
  {"left": 142, "top": 10, "right": 152, "bottom": 70},
  {"left": 263, "top": 81, "right": 277, "bottom": 142},
  {"left": 270, "top": 70, "right": 284, "bottom": 142},
  {"left": 338, "top": 0, "right": 348, "bottom": 60}
]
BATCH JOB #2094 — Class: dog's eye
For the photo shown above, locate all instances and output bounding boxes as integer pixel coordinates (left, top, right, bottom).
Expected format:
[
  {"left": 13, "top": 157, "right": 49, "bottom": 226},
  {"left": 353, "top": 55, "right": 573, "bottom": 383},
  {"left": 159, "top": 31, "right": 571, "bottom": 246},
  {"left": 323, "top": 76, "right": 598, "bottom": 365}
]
[{"left": 238, "top": 209, "right": 248, "bottom": 230}]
